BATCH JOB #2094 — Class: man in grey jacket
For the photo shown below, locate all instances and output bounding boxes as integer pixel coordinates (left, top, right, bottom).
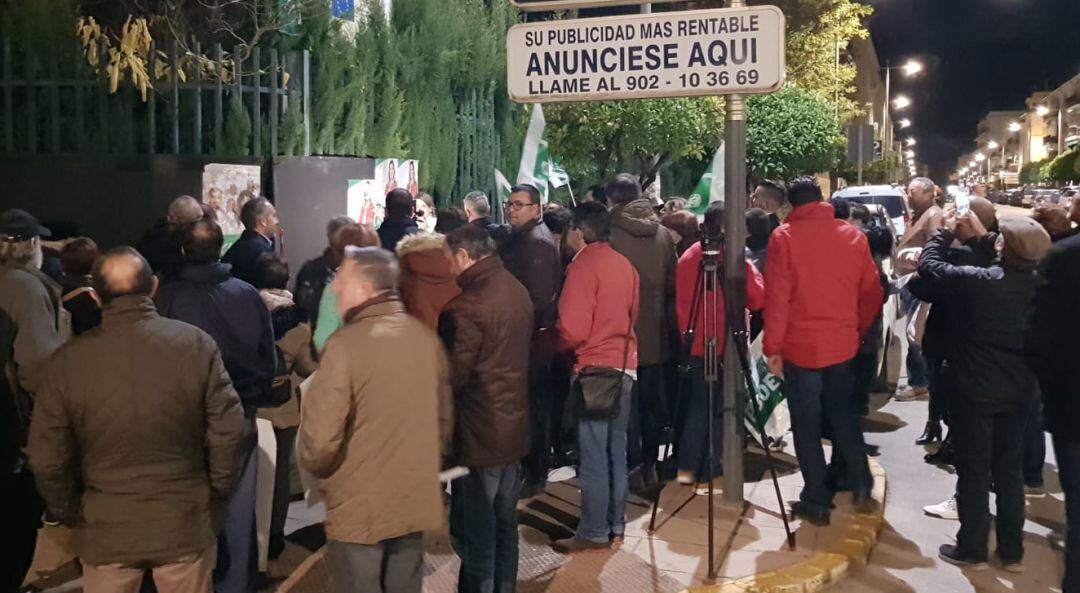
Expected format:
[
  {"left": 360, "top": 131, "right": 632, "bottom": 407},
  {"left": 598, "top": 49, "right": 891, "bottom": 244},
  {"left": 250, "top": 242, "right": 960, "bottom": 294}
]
[
  {"left": 28, "top": 247, "right": 247, "bottom": 593},
  {"left": 607, "top": 174, "right": 677, "bottom": 488},
  {"left": 0, "top": 208, "right": 62, "bottom": 593}
]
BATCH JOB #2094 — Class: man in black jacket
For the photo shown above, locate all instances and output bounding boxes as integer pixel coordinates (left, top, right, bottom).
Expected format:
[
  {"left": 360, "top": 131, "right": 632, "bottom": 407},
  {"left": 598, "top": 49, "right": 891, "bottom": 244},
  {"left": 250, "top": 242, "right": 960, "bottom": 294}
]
[
  {"left": 294, "top": 215, "right": 354, "bottom": 325},
  {"left": 463, "top": 191, "right": 509, "bottom": 247},
  {"left": 911, "top": 197, "right": 999, "bottom": 450},
  {"left": 500, "top": 183, "right": 562, "bottom": 498},
  {"left": 917, "top": 214, "right": 1050, "bottom": 571},
  {"left": 1027, "top": 232, "right": 1080, "bottom": 593},
  {"left": 136, "top": 195, "right": 205, "bottom": 280},
  {"left": 222, "top": 197, "right": 278, "bottom": 286},
  {"left": 378, "top": 189, "right": 420, "bottom": 253},
  {"left": 156, "top": 219, "right": 276, "bottom": 593}
]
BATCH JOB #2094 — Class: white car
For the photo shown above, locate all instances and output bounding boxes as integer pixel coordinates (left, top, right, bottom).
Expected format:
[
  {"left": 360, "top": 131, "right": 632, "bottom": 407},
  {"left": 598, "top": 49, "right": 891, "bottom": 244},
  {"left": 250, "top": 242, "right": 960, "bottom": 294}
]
[{"left": 833, "top": 185, "right": 911, "bottom": 238}]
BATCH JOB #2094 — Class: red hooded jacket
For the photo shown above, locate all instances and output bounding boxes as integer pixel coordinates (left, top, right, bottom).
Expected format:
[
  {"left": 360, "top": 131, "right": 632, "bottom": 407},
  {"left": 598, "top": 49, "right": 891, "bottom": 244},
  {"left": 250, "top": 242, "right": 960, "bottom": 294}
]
[
  {"left": 676, "top": 241, "right": 765, "bottom": 357},
  {"left": 557, "top": 242, "right": 640, "bottom": 374},
  {"left": 764, "top": 202, "right": 884, "bottom": 370}
]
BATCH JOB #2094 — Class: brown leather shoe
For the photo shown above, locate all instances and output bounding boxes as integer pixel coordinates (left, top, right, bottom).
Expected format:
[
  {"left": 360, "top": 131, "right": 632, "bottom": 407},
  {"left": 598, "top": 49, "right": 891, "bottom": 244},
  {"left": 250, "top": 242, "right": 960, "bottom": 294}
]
[{"left": 553, "top": 536, "right": 611, "bottom": 554}]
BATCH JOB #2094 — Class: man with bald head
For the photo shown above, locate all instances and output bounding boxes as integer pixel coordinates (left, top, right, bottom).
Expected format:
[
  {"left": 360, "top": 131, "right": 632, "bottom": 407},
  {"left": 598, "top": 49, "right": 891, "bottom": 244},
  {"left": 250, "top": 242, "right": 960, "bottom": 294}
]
[
  {"left": 138, "top": 195, "right": 206, "bottom": 280},
  {"left": 28, "top": 247, "right": 246, "bottom": 593}
]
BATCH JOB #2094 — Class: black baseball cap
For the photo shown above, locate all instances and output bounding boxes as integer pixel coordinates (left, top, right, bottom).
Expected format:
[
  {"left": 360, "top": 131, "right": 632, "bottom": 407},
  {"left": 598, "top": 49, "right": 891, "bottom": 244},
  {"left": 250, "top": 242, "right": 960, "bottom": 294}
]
[{"left": 0, "top": 209, "right": 52, "bottom": 241}]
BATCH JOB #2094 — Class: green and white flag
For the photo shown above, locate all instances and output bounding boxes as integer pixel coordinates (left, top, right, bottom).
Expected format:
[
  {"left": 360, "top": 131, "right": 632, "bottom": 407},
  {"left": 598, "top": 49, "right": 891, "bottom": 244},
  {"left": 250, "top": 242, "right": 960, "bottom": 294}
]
[
  {"left": 546, "top": 160, "right": 570, "bottom": 189},
  {"left": 517, "top": 104, "right": 550, "bottom": 203},
  {"left": 746, "top": 333, "right": 790, "bottom": 444},
  {"left": 688, "top": 143, "right": 725, "bottom": 217},
  {"left": 494, "top": 168, "right": 512, "bottom": 203},
  {"left": 494, "top": 168, "right": 512, "bottom": 222}
]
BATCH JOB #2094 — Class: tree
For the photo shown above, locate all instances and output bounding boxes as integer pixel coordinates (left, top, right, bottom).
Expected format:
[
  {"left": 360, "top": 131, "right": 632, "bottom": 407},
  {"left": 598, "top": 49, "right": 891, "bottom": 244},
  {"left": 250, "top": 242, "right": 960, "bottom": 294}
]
[
  {"left": 751, "top": 0, "right": 872, "bottom": 122},
  {"left": 746, "top": 85, "right": 843, "bottom": 180},
  {"left": 545, "top": 98, "right": 725, "bottom": 190},
  {"left": 683, "top": 0, "right": 873, "bottom": 122},
  {"left": 1020, "top": 159, "right": 1049, "bottom": 186},
  {"left": 1047, "top": 150, "right": 1079, "bottom": 184}
]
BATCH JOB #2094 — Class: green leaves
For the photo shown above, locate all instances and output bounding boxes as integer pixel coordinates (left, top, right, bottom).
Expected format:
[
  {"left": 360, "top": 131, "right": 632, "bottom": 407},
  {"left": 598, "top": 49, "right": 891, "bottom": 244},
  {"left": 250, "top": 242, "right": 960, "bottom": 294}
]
[
  {"left": 746, "top": 85, "right": 843, "bottom": 180},
  {"left": 545, "top": 98, "right": 725, "bottom": 188}
]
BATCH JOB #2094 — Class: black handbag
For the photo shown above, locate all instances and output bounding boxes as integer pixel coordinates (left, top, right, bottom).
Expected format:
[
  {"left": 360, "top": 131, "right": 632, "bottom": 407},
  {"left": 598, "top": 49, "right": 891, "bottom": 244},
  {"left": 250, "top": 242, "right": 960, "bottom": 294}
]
[{"left": 574, "top": 311, "right": 635, "bottom": 420}]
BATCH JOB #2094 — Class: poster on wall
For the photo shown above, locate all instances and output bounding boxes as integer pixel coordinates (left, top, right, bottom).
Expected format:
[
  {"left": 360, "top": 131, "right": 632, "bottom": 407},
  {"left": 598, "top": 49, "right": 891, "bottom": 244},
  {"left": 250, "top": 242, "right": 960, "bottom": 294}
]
[
  {"left": 202, "top": 164, "right": 263, "bottom": 249},
  {"left": 375, "top": 159, "right": 420, "bottom": 199},
  {"left": 347, "top": 179, "right": 384, "bottom": 227},
  {"left": 348, "top": 159, "right": 423, "bottom": 230}
]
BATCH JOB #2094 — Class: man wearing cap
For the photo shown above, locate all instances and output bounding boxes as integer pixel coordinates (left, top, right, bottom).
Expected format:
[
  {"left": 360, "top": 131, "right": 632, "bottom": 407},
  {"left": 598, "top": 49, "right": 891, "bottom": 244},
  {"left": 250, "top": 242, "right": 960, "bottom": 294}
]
[
  {"left": 0, "top": 209, "right": 63, "bottom": 592},
  {"left": 915, "top": 211, "right": 1051, "bottom": 571}
]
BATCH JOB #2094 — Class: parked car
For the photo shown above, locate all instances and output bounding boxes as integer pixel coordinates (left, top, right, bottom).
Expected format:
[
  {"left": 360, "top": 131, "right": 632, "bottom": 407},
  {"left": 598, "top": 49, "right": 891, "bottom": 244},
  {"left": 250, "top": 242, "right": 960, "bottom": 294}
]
[
  {"left": 1058, "top": 187, "right": 1078, "bottom": 212},
  {"left": 1025, "top": 188, "right": 1061, "bottom": 207},
  {"left": 833, "top": 185, "right": 911, "bottom": 238}
]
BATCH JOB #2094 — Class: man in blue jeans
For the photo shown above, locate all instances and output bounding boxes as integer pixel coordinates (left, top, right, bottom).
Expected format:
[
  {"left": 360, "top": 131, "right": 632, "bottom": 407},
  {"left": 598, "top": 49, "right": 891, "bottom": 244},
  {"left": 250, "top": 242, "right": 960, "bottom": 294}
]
[
  {"left": 439, "top": 225, "right": 535, "bottom": 592},
  {"left": 763, "top": 178, "right": 884, "bottom": 526},
  {"left": 553, "top": 201, "right": 640, "bottom": 553}
]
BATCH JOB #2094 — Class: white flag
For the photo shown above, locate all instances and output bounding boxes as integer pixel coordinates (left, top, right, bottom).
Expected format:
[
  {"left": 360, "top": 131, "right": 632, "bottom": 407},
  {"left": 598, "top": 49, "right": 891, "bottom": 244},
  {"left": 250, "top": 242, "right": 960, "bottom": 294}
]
[
  {"left": 547, "top": 160, "right": 570, "bottom": 189},
  {"left": 688, "top": 143, "right": 725, "bottom": 216},
  {"left": 517, "top": 105, "right": 550, "bottom": 203}
]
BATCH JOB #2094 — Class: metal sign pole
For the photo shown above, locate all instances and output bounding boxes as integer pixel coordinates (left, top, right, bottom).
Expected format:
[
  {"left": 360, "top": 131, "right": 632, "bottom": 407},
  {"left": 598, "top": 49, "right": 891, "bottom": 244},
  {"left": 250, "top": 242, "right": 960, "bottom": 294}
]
[{"left": 721, "top": 0, "right": 748, "bottom": 511}]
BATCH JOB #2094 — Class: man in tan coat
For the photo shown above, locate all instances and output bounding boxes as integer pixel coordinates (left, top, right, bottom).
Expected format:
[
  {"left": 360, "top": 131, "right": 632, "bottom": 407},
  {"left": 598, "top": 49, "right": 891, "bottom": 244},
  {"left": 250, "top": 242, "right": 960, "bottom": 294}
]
[
  {"left": 298, "top": 246, "right": 452, "bottom": 593},
  {"left": 28, "top": 247, "right": 247, "bottom": 593},
  {"left": 895, "top": 177, "right": 944, "bottom": 404}
]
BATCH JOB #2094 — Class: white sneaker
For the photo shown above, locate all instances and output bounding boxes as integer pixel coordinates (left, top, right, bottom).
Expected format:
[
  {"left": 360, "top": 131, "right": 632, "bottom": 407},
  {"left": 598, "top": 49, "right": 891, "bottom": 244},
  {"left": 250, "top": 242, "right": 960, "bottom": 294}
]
[
  {"left": 895, "top": 385, "right": 930, "bottom": 401},
  {"left": 924, "top": 496, "right": 958, "bottom": 520}
]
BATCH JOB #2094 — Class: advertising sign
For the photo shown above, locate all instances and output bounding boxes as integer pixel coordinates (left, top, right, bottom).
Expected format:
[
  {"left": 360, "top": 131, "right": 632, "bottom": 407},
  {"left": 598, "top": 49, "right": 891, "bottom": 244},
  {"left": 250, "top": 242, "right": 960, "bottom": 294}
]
[{"left": 507, "top": 6, "right": 785, "bottom": 103}]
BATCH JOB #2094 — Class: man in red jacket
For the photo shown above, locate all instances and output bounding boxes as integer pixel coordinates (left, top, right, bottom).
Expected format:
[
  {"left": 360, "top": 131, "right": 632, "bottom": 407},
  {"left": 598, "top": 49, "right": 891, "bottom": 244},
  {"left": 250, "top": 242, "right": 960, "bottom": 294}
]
[
  {"left": 764, "top": 177, "right": 883, "bottom": 525},
  {"left": 553, "top": 202, "right": 640, "bottom": 554},
  {"left": 675, "top": 202, "right": 765, "bottom": 486}
]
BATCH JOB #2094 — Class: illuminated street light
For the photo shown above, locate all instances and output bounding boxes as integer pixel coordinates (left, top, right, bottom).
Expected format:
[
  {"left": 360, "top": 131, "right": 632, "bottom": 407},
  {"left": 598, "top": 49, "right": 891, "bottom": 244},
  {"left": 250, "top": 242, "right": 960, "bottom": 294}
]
[
  {"left": 969, "top": 161, "right": 977, "bottom": 168},
  {"left": 905, "top": 137, "right": 917, "bottom": 147},
  {"left": 1036, "top": 105, "right": 1051, "bottom": 117},
  {"left": 988, "top": 140, "right": 1000, "bottom": 150},
  {"left": 903, "top": 60, "right": 924, "bottom": 77},
  {"left": 905, "top": 149, "right": 915, "bottom": 158},
  {"left": 975, "top": 153, "right": 986, "bottom": 162},
  {"left": 899, "top": 118, "right": 912, "bottom": 128},
  {"left": 893, "top": 95, "right": 912, "bottom": 110},
  {"left": 1008, "top": 121, "right": 1022, "bottom": 133}
]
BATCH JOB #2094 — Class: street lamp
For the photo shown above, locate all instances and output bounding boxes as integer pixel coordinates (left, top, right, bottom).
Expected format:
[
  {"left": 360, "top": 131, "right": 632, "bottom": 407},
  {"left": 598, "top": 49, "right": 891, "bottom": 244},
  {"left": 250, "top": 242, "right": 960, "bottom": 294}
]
[
  {"left": 987, "top": 140, "right": 999, "bottom": 150},
  {"left": 893, "top": 95, "right": 912, "bottom": 110},
  {"left": 881, "top": 59, "right": 922, "bottom": 182},
  {"left": 905, "top": 137, "right": 917, "bottom": 147},
  {"left": 902, "top": 60, "right": 924, "bottom": 77},
  {"left": 899, "top": 118, "right": 912, "bottom": 129},
  {"left": 905, "top": 149, "right": 915, "bottom": 158},
  {"left": 1008, "top": 121, "right": 1022, "bottom": 133},
  {"left": 974, "top": 153, "right": 986, "bottom": 161},
  {"left": 1036, "top": 105, "right": 1051, "bottom": 117}
]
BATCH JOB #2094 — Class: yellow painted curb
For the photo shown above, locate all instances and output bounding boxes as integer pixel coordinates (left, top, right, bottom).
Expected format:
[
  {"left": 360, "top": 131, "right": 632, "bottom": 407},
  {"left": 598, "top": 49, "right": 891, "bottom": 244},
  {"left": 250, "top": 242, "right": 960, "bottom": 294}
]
[{"left": 683, "top": 458, "right": 888, "bottom": 593}]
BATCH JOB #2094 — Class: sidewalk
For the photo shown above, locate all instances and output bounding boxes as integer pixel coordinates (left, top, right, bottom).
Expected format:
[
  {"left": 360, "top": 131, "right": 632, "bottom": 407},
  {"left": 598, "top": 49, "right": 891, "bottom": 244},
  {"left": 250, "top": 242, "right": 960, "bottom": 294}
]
[
  {"left": 277, "top": 447, "right": 887, "bottom": 593},
  {"left": 22, "top": 449, "right": 887, "bottom": 593}
]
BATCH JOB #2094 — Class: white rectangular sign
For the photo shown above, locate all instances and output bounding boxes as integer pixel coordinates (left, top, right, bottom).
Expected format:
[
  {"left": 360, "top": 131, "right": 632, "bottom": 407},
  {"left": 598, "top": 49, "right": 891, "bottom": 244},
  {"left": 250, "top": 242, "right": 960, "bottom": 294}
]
[{"left": 507, "top": 6, "right": 786, "bottom": 103}]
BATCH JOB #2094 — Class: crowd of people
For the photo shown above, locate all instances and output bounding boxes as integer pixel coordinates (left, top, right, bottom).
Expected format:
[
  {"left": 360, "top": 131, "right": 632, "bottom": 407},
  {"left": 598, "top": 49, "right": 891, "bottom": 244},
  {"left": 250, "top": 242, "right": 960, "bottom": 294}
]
[{"left": 2, "top": 169, "right": 1079, "bottom": 593}]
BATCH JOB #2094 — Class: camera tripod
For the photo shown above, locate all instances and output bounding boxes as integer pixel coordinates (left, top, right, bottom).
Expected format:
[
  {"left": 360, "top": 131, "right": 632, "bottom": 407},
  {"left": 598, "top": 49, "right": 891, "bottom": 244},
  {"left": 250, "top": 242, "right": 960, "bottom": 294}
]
[{"left": 647, "top": 234, "right": 795, "bottom": 581}]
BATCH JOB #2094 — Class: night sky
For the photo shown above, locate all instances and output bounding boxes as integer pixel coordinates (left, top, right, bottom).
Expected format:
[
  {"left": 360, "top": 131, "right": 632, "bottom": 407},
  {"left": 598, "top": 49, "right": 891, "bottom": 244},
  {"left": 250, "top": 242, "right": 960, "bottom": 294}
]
[{"left": 868, "top": 0, "right": 1080, "bottom": 181}]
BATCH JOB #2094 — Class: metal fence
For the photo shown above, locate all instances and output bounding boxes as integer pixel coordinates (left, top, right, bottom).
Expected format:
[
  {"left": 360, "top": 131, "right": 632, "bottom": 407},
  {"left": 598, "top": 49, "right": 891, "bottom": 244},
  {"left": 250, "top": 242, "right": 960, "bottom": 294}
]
[
  {"left": 0, "top": 38, "right": 311, "bottom": 157},
  {"left": 452, "top": 84, "right": 502, "bottom": 202}
]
